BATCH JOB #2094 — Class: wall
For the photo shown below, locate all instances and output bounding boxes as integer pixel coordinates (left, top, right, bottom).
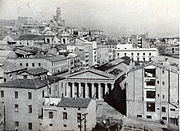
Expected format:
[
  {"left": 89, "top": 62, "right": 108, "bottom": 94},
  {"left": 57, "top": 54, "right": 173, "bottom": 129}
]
[{"left": 0, "top": 86, "right": 48, "bottom": 131}]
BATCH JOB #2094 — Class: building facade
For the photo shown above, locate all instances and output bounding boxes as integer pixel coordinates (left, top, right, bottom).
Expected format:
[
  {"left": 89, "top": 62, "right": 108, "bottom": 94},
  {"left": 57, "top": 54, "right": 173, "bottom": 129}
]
[
  {"left": 42, "top": 97, "right": 96, "bottom": 131},
  {"left": 115, "top": 47, "right": 158, "bottom": 62},
  {"left": 64, "top": 69, "right": 115, "bottom": 100},
  {"left": 7, "top": 55, "right": 70, "bottom": 75},
  {"left": 126, "top": 62, "right": 179, "bottom": 126}
]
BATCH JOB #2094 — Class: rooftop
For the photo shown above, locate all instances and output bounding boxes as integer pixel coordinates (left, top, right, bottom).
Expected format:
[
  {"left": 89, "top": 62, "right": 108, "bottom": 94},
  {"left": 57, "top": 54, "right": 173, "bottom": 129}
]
[
  {"left": 18, "top": 34, "right": 45, "bottom": 40},
  {"left": 0, "top": 76, "right": 64, "bottom": 89},
  {"left": 44, "top": 55, "right": 68, "bottom": 62},
  {"left": 3, "top": 61, "right": 26, "bottom": 73},
  {"left": 57, "top": 97, "right": 91, "bottom": 108},
  {"left": 19, "top": 67, "right": 48, "bottom": 76}
]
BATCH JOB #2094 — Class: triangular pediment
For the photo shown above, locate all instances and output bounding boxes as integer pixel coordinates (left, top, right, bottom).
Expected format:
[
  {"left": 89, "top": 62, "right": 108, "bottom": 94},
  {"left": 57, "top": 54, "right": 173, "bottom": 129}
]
[{"left": 67, "top": 69, "right": 114, "bottom": 79}]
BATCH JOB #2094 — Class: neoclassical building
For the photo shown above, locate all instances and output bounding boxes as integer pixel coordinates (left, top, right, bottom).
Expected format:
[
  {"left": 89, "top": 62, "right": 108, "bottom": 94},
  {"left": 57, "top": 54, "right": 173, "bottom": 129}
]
[{"left": 64, "top": 69, "right": 116, "bottom": 100}]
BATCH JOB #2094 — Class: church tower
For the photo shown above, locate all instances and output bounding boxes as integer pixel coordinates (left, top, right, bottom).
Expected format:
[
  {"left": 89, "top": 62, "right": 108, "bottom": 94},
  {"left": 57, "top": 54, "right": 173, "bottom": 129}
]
[{"left": 56, "top": 7, "right": 61, "bottom": 23}]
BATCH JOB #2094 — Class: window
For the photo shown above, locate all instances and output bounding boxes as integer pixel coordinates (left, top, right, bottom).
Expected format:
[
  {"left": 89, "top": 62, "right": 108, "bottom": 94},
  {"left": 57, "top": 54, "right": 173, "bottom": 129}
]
[
  {"left": 157, "top": 94, "right": 159, "bottom": 97},
  {"left": 32, "top": 63, "right": 35, "bottom": 67},
  {"left": 124, "top": 53, "right": 126, "bottom": 56},
  {"left": 163, "top": 95, "right": 165, "bottom": 99},
  {"left": 77, "top": 113, "right": 81, "bottom": 122},
  {"left": 137, "top": 115, "right": 142, "bottom": 118},
  {"left": 162, "top": 117, "right": 167, "bottom": 120},
  {"left": 63, "top": 112, "right": 67, "bottom": 120},
  {"left": 15, "top": 104, "right": 19, "bottom": 112},
  {"left": 23, "top": 75, "right": 27, "bottom": 79},
  {"left": 146, "top": 91, "right": 155, "bottom": 98},
  {"left": 49, "top": 88, "right": 51, "bottom": 94},
  {"left": 162, "top": 81, "right": 165, "bottom": 85},
  {"left": 0, "top": 91, "right": 4, "bottom": 98},
  {"left": 15, "top": 121, "right": 19, "bottom": 127},
  {"left": 38, "top": 63, "right": 41, "bottom": 66},
  {"left": 170, "top": 108, "right": 175, "bottom": 111},
  {"left": 137, "top": 53, "right": 139, "bottom": 55},
  {"left": 49, "top": 112, "right": 53, "bottom": 119},
  {"left": 49, "top": 124, "right": 53, "bottom": 126},
  {"left": 78, "top": 108, "right": 80, "bottom": 110},
  {"left": 149, "top": 53, "right": 151, "bottom": 56},
  {"left": 64, "top": 108, "right": 66, "bottom": 110},
  {"left": 157, "top": 81, "right": 159, "bottom": 84},
  {"left": 28, "top": 105, "right": 32, "bottom": 113},
  {"left": 28, "top": 123, "right": 32, "bottom": 130},
  {"left": 15, "top": 91, "right": 18, "bottom": 99},
  {"left": 162, "top": 107, "right": 166, "bottom": 112},
  {"left": 143, "top": 53, "right": 145, "bottom": 55},
  {"left": 28, "top": 92, "right": 32, "bottom": 99},
  {"left": 162, "top": 70, "right": 164, "bottom": 73},
  {"left": 146, "top": 79, "right": 155, "bottom": 86},
  {"left": 63, "top": 124, "right": 67, "bottom": 127},
  {"left": 42, "top": 90, "right": 44, "bottom": 98},
  {"left": 131, "top": 53, "right": 133, "bottom": 55},
  {"left": 143, "top": 58, "right": 145, "bottom": 61},
  {"left": 26, "top": 63, "right": 28, "bottom": 67},
  {"left": 20, "top": 63, "right": 22, "bottom": 66},
  {"left": 146, "top": 115, "right": 152, "bottom": 119},
  {"left": 147, "top": 102, "right": 155, "bottom": 112}
]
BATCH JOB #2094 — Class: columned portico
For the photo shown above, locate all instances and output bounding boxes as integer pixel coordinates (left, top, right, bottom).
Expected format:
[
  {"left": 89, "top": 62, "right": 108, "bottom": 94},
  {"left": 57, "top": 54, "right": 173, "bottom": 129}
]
[
  {"left": 64, "top": 69, "right": 115, "bottom": 100},
  {"left": 66, "top": 82, "right": 114, "bottom": 100}
]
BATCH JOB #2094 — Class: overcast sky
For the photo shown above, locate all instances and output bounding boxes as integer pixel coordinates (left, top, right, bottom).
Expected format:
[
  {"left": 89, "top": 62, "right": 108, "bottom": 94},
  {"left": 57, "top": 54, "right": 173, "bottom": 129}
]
[{"left": 0, "top": 0, "right": 179, "bottom": 37}]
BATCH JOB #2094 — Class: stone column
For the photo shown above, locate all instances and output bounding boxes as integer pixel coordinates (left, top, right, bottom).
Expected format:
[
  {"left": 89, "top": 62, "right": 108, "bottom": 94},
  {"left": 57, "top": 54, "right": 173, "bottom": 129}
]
[
  {"left": 111, "top": 84, "right": 114, "bottom": 91},
  {"left": 85, "top": 83, "right": 89, "bottom": 98},
  {"left": 105, "top": 83, "right": 108, "bottom": 95},
  {"left": 92, "top": 83, "right": 95, "bottom": 98},
  {"left": 98, "top": 83, "right": 101, "bottom": 100},
  {"left": 78, "top": 83, "right": 81, "bottom": 98},
  {"left": 72, "top": 83, "right": 75, "bottom": 98},
  {"left": 67, "top": 83, "right": 71, "bottom": 97}
]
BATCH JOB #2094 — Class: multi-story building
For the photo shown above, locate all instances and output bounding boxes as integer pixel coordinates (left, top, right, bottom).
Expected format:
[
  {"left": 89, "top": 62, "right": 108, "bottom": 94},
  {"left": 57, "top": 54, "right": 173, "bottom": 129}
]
[
  {"left": 17, "top": 34, "right": 60, "bottom": 48},
  {"left": 97, "top": 44, "right": 109, "bottom": 65},
  {"left": 126, "top": 61, "right": 179, "bottom": 126},
  {"left": 115, "top": 43, "right": 158, "bottom": 62},
  {"left": 67, "top": 38, "right": 97, "bottom": 67},
  {"left": 0, "top": 61, "right": 26, "bottom": 83},
  {"left": 42, "top": 97, "right": 96, "bottom": 131},
  {"left": 0, "top": 76, "right": 63, "bottom": 131},
  {"left": 130, "top": 34, "right": 151, "bottom": 48},
  {"left": 7, "top": 55, "right": 70, "bottom": 75}
]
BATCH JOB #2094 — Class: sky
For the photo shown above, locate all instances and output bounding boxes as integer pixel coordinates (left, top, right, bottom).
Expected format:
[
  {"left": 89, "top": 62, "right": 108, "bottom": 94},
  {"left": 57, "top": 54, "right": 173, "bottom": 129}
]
[{"left": 0, "top": 0, "right": 179, "bottom": 37}]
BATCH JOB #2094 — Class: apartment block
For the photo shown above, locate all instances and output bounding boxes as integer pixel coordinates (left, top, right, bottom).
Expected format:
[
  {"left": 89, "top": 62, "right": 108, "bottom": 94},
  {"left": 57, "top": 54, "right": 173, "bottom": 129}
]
[{"left": 126, "top": 61, "right": 179, "bottom": 126}]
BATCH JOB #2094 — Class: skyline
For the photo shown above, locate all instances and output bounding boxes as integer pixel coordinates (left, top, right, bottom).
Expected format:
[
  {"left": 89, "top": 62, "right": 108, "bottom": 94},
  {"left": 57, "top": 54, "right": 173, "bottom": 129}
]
[{"left": 0, "top": 0, "right": 180, "bottom": 37}]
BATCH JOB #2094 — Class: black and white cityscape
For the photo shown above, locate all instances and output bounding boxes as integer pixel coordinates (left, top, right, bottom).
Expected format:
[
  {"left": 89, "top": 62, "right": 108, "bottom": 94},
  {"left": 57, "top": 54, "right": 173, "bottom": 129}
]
[{"left": 0, "top": 0, "right": 179, "bottom": 131}]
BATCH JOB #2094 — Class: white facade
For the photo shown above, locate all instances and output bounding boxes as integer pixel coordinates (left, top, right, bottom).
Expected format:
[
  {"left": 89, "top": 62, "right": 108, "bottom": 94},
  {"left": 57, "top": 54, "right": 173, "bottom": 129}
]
[
  {"left": 116, "top": 43, "right": 133, "bottom": 50},
  {"left": 115, "top": 48, "right": 158, "bottom": 61}
]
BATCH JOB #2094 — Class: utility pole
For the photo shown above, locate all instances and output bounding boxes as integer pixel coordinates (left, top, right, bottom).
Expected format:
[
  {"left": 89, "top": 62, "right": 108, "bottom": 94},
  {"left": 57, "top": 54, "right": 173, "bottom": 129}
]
[
  {"left": 82, "top": 113, "right": 88, "bottom": 131},
  {"left": 79, "top": 115, "right": 83, "bottom": 131}
]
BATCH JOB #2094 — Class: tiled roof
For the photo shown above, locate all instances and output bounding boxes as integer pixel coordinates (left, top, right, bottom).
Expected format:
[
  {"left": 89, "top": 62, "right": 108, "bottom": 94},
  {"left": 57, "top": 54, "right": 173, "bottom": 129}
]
[
  {"left": 18, "top": 34, "right": 45, "bottom": 40},
  {"left": 109, "top": 68, "right": 123, "bottom": 76},
  {"left": 3, "top": 61, "right": 26, "bottom": 73},
  {"left": 57, "top": 97, "right": 91, "bottom": 108},
  {"left": 19, "top": 68, "right": 48, "bottom": 75},
  {"left": 44, "top": 55, "right": 68, "bottom": 62},
  {"left": 96, "top": 58, "right": 124, "bottom": 71},
  {"left": 0, "top": 76, "right": 64, "bottom": 89},
  {"left": 0, "top": 79, "right": 46, "bottom": 89}
]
